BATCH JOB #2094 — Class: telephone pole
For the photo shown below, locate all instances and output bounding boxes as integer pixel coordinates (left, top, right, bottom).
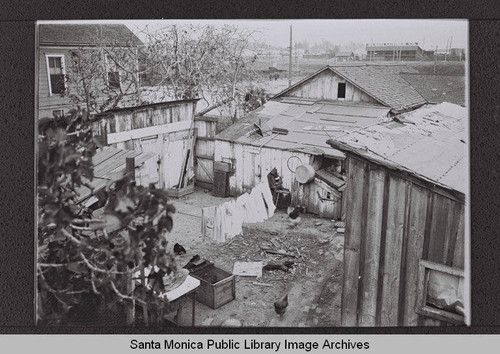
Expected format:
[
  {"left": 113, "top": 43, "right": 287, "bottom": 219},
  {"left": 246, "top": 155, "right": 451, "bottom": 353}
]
[{"left": 289, "top": 24, "right": 293, "bottom": 87}]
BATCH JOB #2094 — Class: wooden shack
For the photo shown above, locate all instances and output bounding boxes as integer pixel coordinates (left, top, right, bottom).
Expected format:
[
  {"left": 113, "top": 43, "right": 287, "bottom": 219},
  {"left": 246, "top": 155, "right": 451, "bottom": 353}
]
[
  {"left": 327, "top": 102, "right": 468, "bottom": 326},
  {"left": 209, "top": 64, "right": 425, "bottom": 219},
  {"left": 92, "top": 99, "right": 199, "bottom": 190}
]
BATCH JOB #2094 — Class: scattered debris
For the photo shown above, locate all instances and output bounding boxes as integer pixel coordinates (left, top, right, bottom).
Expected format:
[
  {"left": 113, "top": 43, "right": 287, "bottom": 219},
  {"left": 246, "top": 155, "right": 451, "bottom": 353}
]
[
  {"left": 260, "top": 245, "right": 297, "bottom": 257},
  {"left": 232, "top": 261, "right": 263, "bottom": 277},
  {"left": 253, "top": 282, "right": 273, "bottom": 287},
  {"left": 221, "top": 318, "right": 244, "bottom": 327},
  {"left": 272, "top": 127, "right": 289, "bottom": 135},
  {"left": 270, "top": 238, "right": 281, "bottom": 249},
  {"left": 333, "top": 221, "right": 345, "bottom": 228},
  {"left": 201, "top": 318, "right": 214, "bottom": 326}
]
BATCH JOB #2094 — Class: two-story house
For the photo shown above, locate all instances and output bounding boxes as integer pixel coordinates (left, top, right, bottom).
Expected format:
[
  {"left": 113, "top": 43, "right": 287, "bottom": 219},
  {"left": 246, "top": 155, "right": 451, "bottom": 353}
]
[{"left": 37, "top": 23, "right": 143, "bottom": 119}]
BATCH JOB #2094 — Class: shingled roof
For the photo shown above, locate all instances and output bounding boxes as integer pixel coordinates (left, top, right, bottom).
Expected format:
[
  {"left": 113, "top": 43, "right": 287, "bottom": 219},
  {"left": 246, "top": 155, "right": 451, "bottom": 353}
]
[
  {"left": 274, "top": 64, "right": 427, "bottom": 112},
  {"left": 331, "top": 65, "right": 426, "bottom": 110},
  {"left": 39, "top": 24, "right": 143, "bottom": 47},
  {"left": 400, "top": 73, "right": 466, "bottom": 105}
]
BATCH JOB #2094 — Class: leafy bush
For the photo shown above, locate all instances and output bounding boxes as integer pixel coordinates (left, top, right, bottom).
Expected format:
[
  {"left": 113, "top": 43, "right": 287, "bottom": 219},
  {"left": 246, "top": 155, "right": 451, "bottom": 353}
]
[{"left": 37, "top": 108, "right": 176, "bottom": 326}]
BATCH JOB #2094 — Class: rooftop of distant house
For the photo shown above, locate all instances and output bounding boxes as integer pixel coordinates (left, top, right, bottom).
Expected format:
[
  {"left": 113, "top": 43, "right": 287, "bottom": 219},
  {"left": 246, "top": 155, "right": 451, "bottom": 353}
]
[
  {"left": 39, "top": 24, "right": 143, "bottom": 47},
  {"left": 274, "top": 64, "right": 427, "bottom": 112},
  {"left": 400, "top": 72, "right": 466, "bottom": 106}
]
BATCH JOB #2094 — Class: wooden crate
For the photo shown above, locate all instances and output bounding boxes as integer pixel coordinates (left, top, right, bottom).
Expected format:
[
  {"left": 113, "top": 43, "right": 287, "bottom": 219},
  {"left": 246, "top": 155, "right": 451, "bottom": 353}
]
[{"left": 191, "top": 265, "right": 235, "bottom": 309}]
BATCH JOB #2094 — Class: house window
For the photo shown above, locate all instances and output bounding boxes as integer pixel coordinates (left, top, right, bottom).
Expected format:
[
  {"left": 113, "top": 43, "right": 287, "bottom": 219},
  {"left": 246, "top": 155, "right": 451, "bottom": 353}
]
[
  {"left": 337, "top": 82, "right": 346, "bottom": 99},
  {"left": 46, "top": 55, "right": 66, "bottom": 95},
  {"left": 108, "top": 71, "right": 121, "bottom": 89},
  {"left": 105, "top": 55, "right": 121, "bottom": 89},
  {"left": 415, "top": 260, "right": 465, "bottom": 325}
]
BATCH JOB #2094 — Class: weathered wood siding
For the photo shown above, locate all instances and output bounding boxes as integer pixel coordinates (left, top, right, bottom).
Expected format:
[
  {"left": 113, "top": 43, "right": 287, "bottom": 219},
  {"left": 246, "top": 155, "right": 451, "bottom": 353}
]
[
  {"left": 283, "top": 70, "right": 379, "bottom": 104},
  {"left": 291, "top": 178, "right": 342, "bottom": 220},
  {"left": 92, "top": 100, "right": 197, "bottom": 189},
  {"left": 214, "top": 140, "right": 343, "bottom": 219},
  {"left": 194, "top": 116, "right": 217, "bottom": 188},
  {"left": 341, "top": 154, "right": 465, "bottom": 327},
  {"left": 93, "top": 100, "right": 197, "bottom": 135}
]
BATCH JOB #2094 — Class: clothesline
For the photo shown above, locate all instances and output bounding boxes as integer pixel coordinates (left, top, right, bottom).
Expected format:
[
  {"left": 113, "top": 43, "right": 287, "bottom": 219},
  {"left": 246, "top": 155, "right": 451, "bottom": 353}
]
[{"left": 201, "top": 177, "right": 276, "bottom": 243}]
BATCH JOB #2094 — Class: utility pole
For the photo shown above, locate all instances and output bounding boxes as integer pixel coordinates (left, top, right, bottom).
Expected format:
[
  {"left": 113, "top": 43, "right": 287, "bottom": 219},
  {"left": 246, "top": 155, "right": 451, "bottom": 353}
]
[
  {"left": 444, "top": 38, "right": 449, "bottom": 61},
  {"left": 449, "top": 35, "right": 453, "bottom": 59},
  {"left": 434, "top": 45, "right": 437, "bottom": 73},
  {"left": 289, "top": 24, "right": 293, "bottom": 87}
]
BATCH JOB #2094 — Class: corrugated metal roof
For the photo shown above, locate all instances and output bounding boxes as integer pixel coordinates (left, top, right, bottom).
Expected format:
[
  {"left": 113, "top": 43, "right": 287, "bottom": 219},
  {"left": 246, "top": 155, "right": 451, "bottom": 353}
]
[
  {"left": 332, "top": 102, "right": 467, "bottom": 194},
  {"left": 39, "top": 24, "right": 143, "bottom": 47},
  {"left": 215, "top": 100, "right": 390, "bottom": 158}
]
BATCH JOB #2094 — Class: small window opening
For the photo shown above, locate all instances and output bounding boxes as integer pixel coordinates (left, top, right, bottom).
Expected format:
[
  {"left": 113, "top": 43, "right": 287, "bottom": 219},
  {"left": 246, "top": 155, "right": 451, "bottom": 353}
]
[
  {"left": 108, "top": 71, "right": 121, "bottom": 89},
  {"left": 337, "top": 82, "right": 346, "bottom": 99}
]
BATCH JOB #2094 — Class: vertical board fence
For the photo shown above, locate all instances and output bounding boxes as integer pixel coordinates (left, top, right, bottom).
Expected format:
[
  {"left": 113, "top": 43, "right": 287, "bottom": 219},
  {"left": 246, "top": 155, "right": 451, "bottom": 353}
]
[{"left": 341, "top": 154, "right": 465, "bottom": 327}]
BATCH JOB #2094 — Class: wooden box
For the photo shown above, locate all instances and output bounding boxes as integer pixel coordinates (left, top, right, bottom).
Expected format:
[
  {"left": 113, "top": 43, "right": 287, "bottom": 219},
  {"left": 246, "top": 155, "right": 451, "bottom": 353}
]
[
  {"left": 213, "top": 170, "right": 230, "bottom": 197},
  {"left": 191, "top": 265, "right": 235, "bottom": 309}
]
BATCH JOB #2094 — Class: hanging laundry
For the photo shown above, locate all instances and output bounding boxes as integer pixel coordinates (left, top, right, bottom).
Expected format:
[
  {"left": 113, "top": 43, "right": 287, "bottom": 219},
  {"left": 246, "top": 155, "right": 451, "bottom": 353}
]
[
  {"left": 201, "top": 178, "right": 278, "bottom": 243},
  {"left": 201, "top": 205, "right": 216, "bottom": 241}
]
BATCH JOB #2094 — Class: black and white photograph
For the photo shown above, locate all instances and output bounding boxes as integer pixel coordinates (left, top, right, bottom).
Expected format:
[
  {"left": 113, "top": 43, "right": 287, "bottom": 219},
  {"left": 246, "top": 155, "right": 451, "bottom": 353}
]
[{"left": 36, "top": 19, "right": 468, "bottom": 328}]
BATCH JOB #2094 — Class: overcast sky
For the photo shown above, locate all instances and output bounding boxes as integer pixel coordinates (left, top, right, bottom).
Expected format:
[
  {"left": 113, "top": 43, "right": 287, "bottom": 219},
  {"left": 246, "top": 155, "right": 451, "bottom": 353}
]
[{"left": 40, "top": 19, "right": 468, "bottom": 50}]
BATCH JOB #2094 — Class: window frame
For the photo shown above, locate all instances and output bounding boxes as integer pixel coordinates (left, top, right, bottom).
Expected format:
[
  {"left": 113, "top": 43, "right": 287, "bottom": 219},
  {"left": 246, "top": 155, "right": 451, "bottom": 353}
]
[
  {"left": 45, "top": 54, "right": 66, "bottom": 96},
  {"left": 105, "top": 54, "right": 121, "bottom": 90},
  {"left": 415, "top": 259, "right": 465, "bottom": 325},
  {"left": 337, "top": 82, "right": 346, "bottom": 99}
]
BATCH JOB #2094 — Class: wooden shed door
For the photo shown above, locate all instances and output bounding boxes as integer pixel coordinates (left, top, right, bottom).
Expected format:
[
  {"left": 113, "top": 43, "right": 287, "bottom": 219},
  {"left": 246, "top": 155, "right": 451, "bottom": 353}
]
[{"left": 162, "top": 130, "right": 192, "bottom": 189}]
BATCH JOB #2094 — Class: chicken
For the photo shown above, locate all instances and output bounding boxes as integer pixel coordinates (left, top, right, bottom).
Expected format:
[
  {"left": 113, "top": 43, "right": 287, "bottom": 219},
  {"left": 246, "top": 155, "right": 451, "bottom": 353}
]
[
  {"left": 264, "top": 260, "right": 295, "bottom": 272},
  {"left": 173, "top": 243, "right": 186, "bottom": 255},
  {"left": 274, "top": 294, "right": 289, "bottom": 316},
  {"left": 287, "top": 206, "right": 302, "bottom": 228}
]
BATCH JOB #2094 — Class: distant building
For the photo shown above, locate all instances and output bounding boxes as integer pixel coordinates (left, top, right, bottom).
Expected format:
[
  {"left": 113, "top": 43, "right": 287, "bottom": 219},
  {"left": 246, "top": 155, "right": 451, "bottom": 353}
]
[
  {"left": 329, "top": 52, "right": 356, "bottom": 63},
  {"left": 366, "top": 43, "right": 424, "bottom": 61},
  {"left": 303, "top": 53, "right": 333, "bottom": 60}
]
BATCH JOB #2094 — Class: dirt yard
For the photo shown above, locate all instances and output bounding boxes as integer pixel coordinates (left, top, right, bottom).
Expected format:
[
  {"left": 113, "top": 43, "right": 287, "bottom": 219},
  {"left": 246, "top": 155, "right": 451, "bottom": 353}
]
[{"left": 165, "top": 187, "right": 344, "bottom": 327}]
